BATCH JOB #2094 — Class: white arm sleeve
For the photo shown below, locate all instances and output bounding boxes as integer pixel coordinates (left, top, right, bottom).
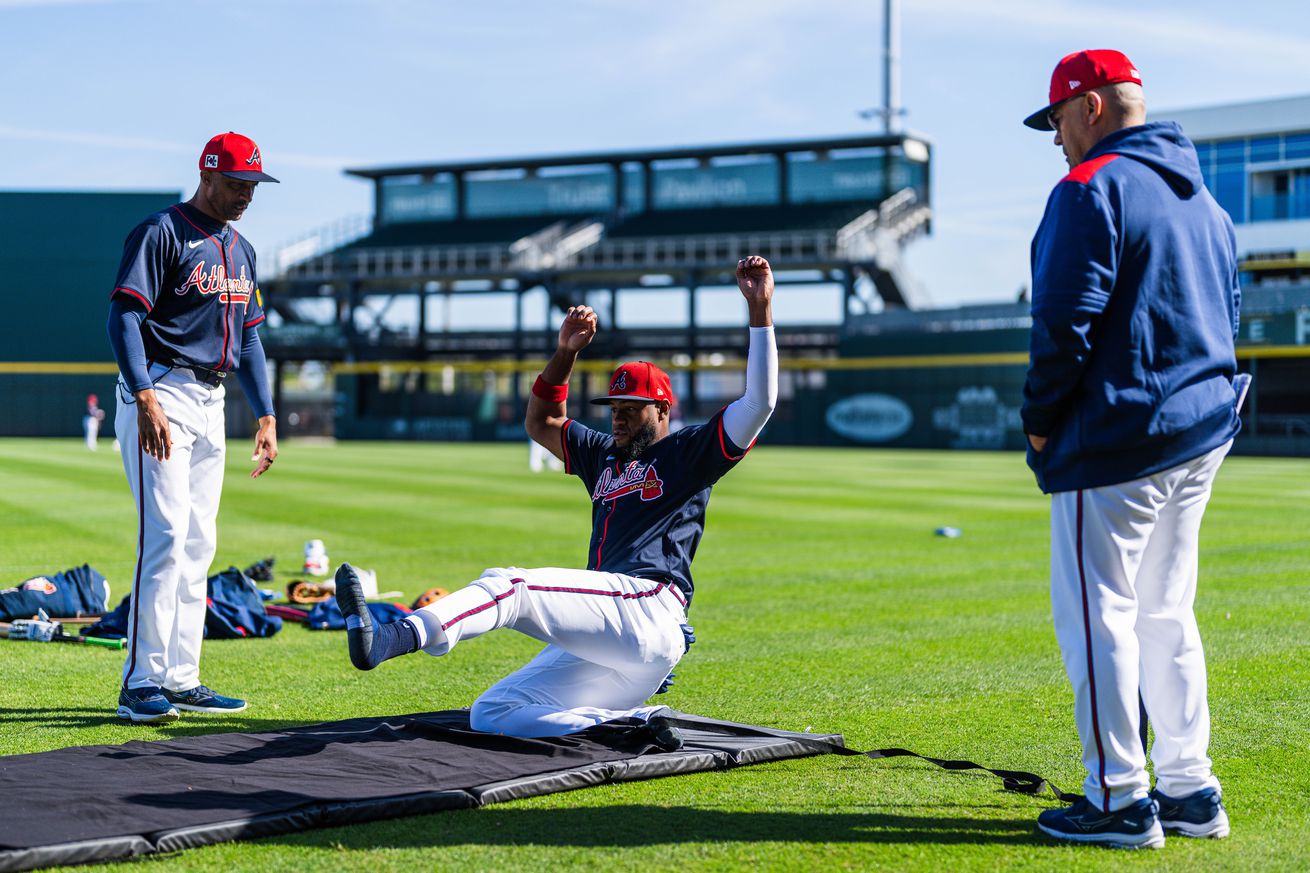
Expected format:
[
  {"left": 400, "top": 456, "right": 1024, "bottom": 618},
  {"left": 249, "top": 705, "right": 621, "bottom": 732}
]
[{"left": 722, "top": 325, "right": 778, "bottom": 449}]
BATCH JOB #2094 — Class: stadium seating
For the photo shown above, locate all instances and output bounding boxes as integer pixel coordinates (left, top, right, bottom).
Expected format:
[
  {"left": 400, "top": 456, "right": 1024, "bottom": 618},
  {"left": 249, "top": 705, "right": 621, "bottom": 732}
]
[
  {"left": 606, "top": 203, "right": 871, "bottom": 238},
  {"left": 347, "top": 215, "right": 589, "bottom": 248}
]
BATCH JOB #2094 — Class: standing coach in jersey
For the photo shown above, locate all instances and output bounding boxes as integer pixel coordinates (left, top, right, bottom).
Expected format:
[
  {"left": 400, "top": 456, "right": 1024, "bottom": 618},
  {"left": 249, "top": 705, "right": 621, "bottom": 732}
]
[
  {"left": 106, "top": 132, "right": 280, "bottom": 724},
  {"left": 1020, "top": 51, "right": 1241, "bottom": 848}
]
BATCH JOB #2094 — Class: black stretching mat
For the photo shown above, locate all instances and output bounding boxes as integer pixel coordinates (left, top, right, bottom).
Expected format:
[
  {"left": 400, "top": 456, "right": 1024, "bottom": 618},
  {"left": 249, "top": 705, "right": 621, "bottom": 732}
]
[{"left": 0, "top": 711, "right": 840, "bottom": 872}]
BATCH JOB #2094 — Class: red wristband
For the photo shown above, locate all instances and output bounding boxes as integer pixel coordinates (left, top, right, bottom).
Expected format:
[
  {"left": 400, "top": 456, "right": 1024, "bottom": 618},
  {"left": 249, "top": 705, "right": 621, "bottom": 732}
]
[{"left": 532, "top": 376, "right": 568, "bottom": 403}]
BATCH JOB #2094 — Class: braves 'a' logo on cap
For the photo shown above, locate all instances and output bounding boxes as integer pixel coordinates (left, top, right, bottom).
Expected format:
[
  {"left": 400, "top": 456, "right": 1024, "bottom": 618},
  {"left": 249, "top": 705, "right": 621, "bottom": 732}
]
[
  {"left": 204, "top": 154, "right": 220, "bottom": 169},
  {"left": 611, "top": 372, "right": 628, "bottom": 393},
  {"left": 246, "top": 147, "right": 261, "bottom": 167}
]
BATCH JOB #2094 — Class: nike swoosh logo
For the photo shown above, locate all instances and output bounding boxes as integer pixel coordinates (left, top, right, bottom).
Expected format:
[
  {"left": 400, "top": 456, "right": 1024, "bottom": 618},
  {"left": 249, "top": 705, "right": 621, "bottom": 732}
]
[{"left": 187, "top": 240, "right": 205, "bottom": 249}]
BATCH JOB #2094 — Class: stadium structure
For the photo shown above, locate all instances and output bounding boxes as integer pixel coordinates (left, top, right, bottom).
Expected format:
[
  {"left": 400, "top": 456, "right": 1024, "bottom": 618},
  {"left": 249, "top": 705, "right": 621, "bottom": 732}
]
[
  {"left": 260, "top": 133, "right": 933, "bottom": 443},
  {"left": 3, "top": 97, "right": 1309, "bottom": 455}
]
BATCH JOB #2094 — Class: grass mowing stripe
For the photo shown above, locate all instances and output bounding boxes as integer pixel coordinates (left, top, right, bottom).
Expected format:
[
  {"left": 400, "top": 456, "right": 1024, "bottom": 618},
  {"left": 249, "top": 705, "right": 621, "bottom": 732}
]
[{"left": 0, "top": 438, "right": 1305, "bottom": 872}]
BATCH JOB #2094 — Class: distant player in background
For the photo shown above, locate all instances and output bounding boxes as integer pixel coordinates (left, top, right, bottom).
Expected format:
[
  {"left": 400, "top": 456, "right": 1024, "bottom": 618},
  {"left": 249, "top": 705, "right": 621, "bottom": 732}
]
[
  {"left": 106, "top": 132, "right": 280, "bottom": 724},
  {"left": 1021, "top": 50, "right": 1241, "bottom": 847},
  {"left": 528, "top": 436, "right": 563, "bottom": 472},
  {"left": 83, "top": 394, "right": 105, "bottom": 450},
  {"left": 334, "top": 256, "right": 778, "bottom": 744}
]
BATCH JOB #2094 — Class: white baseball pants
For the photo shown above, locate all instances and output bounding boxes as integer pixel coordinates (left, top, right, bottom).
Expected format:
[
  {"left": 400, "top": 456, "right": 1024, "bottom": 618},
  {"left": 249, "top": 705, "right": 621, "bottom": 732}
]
[
  {"left": 115, "top": 367, "right": 226, "bottom": 693},
  {"left": 1050, "top": 441, "right": 1230, "bottom": 812},
  {"left": 404, "top": 567, "right": 689, "bottom": 737}
]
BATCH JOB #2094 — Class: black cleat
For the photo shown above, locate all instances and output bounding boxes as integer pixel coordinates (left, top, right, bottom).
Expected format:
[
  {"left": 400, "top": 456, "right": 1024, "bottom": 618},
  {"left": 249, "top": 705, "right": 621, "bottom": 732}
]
[
  {"left": 643, "top": 716, "right": 685, "bottom": 752},
  {"left": 335, "top": 563, "right": 375, "bottom": 670}
]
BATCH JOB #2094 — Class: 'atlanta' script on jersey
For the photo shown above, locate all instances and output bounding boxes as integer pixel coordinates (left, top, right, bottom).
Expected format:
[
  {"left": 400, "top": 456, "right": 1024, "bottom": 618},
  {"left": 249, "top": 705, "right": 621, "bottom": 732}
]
[
  {"left": 592, "top": 460, "right": 664, "bottom": 502},
  {"left": 179, "top": 262, "right": 254, "bottom": 305}
]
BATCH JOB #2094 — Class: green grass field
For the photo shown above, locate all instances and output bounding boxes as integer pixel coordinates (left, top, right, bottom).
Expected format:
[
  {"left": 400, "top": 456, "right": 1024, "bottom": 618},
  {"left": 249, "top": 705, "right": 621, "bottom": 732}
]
[{"left": 1, "top": 438, "right": 1306, "bottom": 872}]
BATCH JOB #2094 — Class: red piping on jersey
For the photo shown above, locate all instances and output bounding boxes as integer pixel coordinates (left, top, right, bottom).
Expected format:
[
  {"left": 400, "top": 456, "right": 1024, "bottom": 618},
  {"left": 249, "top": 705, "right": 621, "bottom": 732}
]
[
  {"left": 169, "top": 205, "right": 232, "bottom": 370},
  {"left": 716, "top": 409, "right": 750, "bottom": 461},
  {"left": 1076, "top": 490, "right": 1111, "bottom": 812},
  {"left": 123, "top": 440, "right": 147, "bottom": 690},
  {"left": 594, "top": 460, "right": 619, "bottom": 567},
  {"left": 215, "top": 229, "right": 238, "bottom": 370},
  {"left": 243, "top": 314, "right": 265, "bottom": 328},
  {"left": 225, "top": 229, "right": 241, "bottom": 364},
  {"left": 170, "top": 205, "right": 221, "bottom": 248},
  {"left": 1062, "top": 153, "right": 1119, "bottom": 186},
  {"left": 112, "top": 286, "right": 153, "bottom": 311},
  {"left": 560, "top": 419, "right": 574, "bottom": 475}
]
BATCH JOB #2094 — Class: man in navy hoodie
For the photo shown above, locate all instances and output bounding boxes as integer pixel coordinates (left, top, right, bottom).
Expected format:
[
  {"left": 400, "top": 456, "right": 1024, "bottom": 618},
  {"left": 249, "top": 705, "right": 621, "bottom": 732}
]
[{"left": 1021, "top": 50, "right": 1241, "bottom": 849}]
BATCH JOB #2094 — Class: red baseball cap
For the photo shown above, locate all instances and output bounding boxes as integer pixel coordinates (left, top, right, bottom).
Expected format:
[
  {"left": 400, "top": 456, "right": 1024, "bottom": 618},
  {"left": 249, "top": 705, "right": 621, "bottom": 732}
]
[
  {"left": 1023, "top": 49, "right": 1142, "bottom": 130},
  {"left": 590, "top": 361, "right": 675, "bottom": 406},
  {"left": 199, "top": 132, "right": 280, "bottom": 182}
]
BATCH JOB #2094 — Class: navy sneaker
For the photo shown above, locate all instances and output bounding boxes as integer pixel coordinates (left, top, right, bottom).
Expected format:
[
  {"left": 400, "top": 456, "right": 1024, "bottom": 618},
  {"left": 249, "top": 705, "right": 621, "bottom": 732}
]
[
  {"left": 336, "top": 562, "right": 377, "bottom": 670},
  {"left": 1151, "top": 787, "right": 1230, "bottom": 839},
  {"left": 163, "top": 685, "right": 248, "bottom": 714},
  {"left": 1037, "top": 796, "right": 1165, "bottom": 849},
  {"left": 117, "top": 686, "right": 180, "bottom": 724}
]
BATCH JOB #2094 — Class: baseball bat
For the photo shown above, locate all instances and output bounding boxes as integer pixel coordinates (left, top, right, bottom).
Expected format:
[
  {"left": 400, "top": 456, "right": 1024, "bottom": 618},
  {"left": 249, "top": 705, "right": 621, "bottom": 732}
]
[{"left": 53, "top": 631, "right": 125, "bottom": 649}]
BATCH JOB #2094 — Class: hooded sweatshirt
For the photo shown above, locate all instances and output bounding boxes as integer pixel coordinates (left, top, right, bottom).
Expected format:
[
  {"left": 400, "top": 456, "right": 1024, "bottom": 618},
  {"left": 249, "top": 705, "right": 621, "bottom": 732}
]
[{"left": 1022, "top": 121, "right": 1241, "bottom": 493}]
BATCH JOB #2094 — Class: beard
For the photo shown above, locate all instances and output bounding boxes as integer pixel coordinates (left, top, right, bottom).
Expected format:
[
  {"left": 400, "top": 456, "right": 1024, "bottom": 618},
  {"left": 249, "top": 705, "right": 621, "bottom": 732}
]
[{"left": 614, "top": 421, "right": 658, "bottom": 463}]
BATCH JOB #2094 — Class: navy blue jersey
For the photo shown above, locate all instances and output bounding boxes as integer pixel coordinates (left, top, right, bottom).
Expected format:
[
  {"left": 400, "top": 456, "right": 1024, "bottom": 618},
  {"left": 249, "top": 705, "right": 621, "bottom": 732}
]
[
  {"left": 110, "top": 202, "right": 265, "bottom": 372},
  {"left": 560, "top": 410, "right": 749, "bottom": 606}
]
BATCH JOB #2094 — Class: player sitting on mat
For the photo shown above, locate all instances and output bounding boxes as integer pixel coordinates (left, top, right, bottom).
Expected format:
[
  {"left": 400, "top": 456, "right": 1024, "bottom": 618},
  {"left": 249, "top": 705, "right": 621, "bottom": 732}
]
[{"left": 335, "top": 255, "right": 778, "bottom": 745}]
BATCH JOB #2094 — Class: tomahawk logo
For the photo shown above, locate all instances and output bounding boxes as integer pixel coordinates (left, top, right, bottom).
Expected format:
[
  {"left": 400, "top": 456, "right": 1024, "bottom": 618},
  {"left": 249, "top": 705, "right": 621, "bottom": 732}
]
[
  {"left": 204, "top": 154, "right": 219, "bottom": 169},
  {"left": 611, "top": 371, "right": 628, "bottom": 393},
  {"left": 593, "top": 462, "right": 664, "bottom": 503},
  {"left": 246, "top": 147, "right": 261, "bottom": 167}
]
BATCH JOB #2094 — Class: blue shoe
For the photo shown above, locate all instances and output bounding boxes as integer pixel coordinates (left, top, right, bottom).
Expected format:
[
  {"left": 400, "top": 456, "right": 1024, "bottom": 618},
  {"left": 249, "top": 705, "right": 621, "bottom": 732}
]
[
  {"left": 117, "top": 686, "right": 180, "bottom": 724},
  {"left": 1151, "top": 787, "right": 1229, "bottom": 838},
  {"left": 162, "top": 684, "right": 247, "bottom": 714},
  {"left": 1037, "top": 796, "right": 1165, "bottom": 849},
  {"left": 336, "top": 562, "right": 376, "bottom": 670}
]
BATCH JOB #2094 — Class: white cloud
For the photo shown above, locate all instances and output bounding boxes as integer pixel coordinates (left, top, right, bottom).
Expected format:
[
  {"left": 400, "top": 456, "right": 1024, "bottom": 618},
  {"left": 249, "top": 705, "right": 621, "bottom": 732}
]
[{"left": 0, "top": 126, "right": 363, "bottom": 169}]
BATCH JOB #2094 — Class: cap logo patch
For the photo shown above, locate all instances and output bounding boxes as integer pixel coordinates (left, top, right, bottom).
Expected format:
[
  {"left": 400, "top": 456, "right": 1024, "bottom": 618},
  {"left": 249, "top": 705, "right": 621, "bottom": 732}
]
[
  {"left": 246, "top": 147, "right": 261, "bottom": 167},
  {"left": 1068, "top": 79, "right": 1081, "bottom": 89},
  {"left": 1129, "top": 68, "right": 1139, "bottom": 78},
  {"left": 204, "top": 154, "right": 219, "bottom": 168},
  {"left": 611, "top": 372, "right": 628, "bottom": 392}
]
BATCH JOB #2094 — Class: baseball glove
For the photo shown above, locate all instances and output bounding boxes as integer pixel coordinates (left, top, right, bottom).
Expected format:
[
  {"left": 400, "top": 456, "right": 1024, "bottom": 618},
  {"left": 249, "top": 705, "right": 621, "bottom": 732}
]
[
  {"left": 287, "top": 580, "right": 335, "bottom": 604},
  {"left": 411, "top": 587, "right": 451, "bottom": 610}
]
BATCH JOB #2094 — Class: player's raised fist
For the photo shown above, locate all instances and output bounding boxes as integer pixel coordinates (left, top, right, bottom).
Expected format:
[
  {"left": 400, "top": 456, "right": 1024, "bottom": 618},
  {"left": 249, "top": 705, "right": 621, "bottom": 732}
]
[
  {"left": 736, "top": 256, "right": 774, "bottom": 304},
  {"left": 558, "top": 305, "right": 598, "bottom": 353}
]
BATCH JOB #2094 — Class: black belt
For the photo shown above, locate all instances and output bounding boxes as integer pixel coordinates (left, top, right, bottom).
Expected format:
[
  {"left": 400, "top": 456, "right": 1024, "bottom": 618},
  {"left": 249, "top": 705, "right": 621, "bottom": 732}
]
[
  {"left": 182, "top": 366, "right": 227, "bottom": 387},
  {"left": 156, "top": 362, "right": 227, "bottom": 387}
]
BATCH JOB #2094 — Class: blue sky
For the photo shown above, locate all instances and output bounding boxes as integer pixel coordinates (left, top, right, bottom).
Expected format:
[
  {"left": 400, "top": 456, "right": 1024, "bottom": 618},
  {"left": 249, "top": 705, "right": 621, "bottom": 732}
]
[{"left": 5, "top": 0, "right": 1309, "bottom": 307}]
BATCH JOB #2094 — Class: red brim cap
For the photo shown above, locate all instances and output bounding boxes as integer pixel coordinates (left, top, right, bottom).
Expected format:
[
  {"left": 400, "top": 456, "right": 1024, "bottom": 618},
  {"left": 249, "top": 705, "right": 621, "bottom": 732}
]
[
  {"left": 200, "top": 132, "right": 280, "bottom": 183},
  {"left": 589, "top": 361, "right": 675, "bottom": 405},
  {"left": 1024, "top": 49, "right": 1142, "bottom": 131}
]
